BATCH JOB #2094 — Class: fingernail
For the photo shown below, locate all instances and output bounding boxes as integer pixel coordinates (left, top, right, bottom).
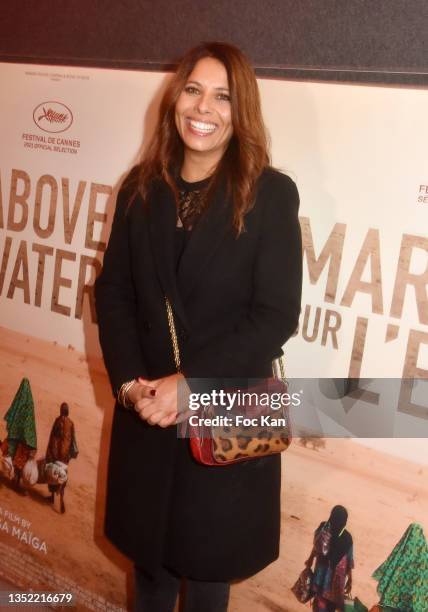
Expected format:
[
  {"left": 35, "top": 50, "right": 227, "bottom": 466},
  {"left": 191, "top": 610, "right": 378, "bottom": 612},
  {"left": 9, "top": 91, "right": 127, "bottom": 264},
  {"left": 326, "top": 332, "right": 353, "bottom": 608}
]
[{"left": 150, "top": 389, "right": 156, "bottom": 396}]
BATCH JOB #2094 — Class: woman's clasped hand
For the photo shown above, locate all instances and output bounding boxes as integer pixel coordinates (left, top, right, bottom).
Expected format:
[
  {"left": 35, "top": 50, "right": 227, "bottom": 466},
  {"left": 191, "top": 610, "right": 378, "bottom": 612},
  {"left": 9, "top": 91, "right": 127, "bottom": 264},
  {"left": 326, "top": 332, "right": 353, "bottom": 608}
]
[{"left": 126, "top": 373, "right": 191, "bottom": 427}]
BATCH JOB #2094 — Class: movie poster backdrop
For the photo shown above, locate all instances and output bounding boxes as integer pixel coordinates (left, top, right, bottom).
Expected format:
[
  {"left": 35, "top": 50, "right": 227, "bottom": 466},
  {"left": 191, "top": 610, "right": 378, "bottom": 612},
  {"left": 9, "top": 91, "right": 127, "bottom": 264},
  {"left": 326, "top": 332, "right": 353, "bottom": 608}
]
[{"left": 0, "top": 61, "right": 427, "bottom": 610}]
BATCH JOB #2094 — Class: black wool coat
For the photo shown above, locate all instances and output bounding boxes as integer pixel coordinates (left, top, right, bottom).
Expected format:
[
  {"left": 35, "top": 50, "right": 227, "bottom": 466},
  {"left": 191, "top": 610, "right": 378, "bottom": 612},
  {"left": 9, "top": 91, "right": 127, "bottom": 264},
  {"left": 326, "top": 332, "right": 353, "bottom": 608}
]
[{"left": 94, "top": 166, "right": 302, "bottom": 581}]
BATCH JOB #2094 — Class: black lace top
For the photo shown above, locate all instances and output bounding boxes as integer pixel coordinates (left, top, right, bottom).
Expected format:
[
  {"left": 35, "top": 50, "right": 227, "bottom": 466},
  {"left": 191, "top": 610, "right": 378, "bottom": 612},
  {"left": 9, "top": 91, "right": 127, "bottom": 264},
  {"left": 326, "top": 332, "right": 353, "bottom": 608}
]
[{"left": 174, "top": 175, "right": 210, "bottom": 269}]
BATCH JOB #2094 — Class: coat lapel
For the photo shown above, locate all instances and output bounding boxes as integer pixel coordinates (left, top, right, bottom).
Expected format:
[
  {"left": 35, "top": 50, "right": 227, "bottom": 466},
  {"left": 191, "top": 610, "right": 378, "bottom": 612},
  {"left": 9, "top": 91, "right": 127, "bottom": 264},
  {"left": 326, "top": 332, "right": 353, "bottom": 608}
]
[
  {"left": 177, "top": 179, "right": 232, "bottom": 303},
  {"left": 148, "top": 180, "right": 189, "bottom": 329},
  {"left": 148, "top": 177, "right": 232, "bottom": 325}
]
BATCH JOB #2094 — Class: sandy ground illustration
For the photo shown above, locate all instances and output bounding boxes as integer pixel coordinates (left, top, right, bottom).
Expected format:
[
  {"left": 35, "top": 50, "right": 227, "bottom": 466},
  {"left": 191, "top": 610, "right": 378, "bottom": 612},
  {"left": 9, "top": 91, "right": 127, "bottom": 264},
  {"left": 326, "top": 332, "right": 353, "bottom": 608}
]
[{"left": 0, "top": 326, "right": 427, "bottom": 611}]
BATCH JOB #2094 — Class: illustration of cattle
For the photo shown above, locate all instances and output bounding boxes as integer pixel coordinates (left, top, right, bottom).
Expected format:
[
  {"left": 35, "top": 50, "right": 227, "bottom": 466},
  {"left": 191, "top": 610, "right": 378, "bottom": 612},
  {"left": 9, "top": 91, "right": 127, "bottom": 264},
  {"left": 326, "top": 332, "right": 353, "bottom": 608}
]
[
  {"left": 35, "top": 459, "right": 69, "bottom": 514},
  {"left": 0, "top": 454, "right": 68, "bottom": 512},
  {"left": 0, "top": 455, "right": 15, "bottom": 480}
]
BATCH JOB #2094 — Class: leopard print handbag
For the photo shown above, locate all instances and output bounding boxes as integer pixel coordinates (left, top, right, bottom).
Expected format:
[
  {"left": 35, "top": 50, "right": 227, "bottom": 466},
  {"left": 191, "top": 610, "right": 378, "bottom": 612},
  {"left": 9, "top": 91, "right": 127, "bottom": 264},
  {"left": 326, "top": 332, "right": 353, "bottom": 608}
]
[{"left": 166, "top": 298, "right": 292, "bottom": 466}]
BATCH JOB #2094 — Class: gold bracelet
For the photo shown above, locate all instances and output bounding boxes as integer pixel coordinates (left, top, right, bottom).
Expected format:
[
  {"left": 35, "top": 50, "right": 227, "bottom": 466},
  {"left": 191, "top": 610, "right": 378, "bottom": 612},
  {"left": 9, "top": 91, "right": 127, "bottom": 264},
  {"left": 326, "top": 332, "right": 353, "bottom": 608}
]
[{"left": 118, "top": 379, "right": 137, "bottom": 409}]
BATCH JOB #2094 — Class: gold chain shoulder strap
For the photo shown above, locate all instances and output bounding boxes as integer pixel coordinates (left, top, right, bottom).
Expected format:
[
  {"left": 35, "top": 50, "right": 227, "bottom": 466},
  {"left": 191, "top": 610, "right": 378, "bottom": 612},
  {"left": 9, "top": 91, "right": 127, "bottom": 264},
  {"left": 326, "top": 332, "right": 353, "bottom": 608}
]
[
  {"left": 165, "top": 297, "right": 181, "bottom": 372},
  {"left": 272, "top": 354, "right": 287, "bottom": 383}
]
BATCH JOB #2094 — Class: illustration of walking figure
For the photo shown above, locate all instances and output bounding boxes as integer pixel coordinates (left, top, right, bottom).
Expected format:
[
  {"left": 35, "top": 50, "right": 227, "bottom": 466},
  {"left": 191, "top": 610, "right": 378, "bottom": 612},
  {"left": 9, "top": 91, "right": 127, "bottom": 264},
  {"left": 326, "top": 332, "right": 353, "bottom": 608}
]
[
  {"left": 305, "top": 505, "right": 354, "bottom": 611},
  {"left": 45, "top": 402, "right": 78, "bottom": 513},
  {"left": 0, "top": 378, "right": 37, "bottom": 493},
  {"left": 371, "top": 523, "right": 428, "bottom": 612}
]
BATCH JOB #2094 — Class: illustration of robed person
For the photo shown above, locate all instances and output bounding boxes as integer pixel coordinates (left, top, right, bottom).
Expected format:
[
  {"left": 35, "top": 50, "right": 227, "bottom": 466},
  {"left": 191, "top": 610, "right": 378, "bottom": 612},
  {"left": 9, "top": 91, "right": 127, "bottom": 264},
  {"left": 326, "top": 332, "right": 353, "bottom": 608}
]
[
  {"left": 1, "top": 378, "right": 37, "bottom": 483},
  {"left": 45, "top": 402, "right": 78, "bottom": 465}
]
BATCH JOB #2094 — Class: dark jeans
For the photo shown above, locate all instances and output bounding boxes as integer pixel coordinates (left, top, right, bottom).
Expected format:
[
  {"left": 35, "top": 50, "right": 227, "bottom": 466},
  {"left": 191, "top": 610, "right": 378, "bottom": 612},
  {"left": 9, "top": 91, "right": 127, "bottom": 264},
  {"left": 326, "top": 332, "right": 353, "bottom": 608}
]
[{"left": 134, "top": 565, "right": 230, "bottom": 612}]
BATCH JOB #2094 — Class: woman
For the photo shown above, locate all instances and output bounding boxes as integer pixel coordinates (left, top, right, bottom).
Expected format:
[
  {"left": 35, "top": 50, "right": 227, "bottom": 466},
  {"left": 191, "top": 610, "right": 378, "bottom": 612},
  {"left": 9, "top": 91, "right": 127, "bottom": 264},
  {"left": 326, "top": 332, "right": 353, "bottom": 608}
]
[
  {"left": 95, "top": 42, "right": 302, "bottom": 611},
  {"left": 305, "top": 505, "right": 353, "bottom": 611},
  {"left": 371, "top": 523, "right": 428, "bottom": 612},
  {"left": 1, "top": 377, "right": 37, "bottom": 490}
]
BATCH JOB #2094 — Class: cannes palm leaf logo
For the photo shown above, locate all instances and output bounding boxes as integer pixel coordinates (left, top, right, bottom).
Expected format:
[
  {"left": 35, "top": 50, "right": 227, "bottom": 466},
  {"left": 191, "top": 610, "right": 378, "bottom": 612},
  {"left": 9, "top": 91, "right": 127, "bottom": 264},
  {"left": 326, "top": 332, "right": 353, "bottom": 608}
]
[{"left": 33, "top": 101, "right": 73, "bottom": 133}]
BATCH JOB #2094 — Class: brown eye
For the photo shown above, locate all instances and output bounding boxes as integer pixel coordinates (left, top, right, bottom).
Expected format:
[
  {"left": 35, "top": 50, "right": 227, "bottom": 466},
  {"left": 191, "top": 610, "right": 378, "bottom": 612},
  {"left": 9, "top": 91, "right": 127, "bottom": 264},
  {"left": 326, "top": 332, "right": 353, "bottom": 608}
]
[{"left": 184, "top": 85, "right": 199, "bottom": 95}]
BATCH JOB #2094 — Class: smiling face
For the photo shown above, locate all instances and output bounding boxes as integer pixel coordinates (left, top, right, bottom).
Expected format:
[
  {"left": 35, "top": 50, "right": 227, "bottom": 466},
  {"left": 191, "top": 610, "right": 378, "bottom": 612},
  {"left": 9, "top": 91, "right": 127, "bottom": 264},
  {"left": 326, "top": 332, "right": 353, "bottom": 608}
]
[{"left": 175, "top": 56, "right": 234, "bottom": 168}]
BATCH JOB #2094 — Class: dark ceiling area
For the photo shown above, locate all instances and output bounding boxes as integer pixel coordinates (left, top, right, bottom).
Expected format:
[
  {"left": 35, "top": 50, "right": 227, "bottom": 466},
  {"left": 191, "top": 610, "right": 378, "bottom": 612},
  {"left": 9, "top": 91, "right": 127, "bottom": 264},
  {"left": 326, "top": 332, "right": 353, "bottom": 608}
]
[{"left": 1, "top": 0, "right": 427, "bottom": 85}]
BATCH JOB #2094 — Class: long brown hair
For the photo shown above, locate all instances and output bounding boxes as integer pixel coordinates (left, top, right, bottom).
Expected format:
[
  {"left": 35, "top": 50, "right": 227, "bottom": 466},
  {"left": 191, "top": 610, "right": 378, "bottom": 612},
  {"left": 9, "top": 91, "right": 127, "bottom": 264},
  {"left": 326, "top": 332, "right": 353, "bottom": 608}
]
[{"left": 129, "top": 41, "right": 270, "bottom": 235}]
